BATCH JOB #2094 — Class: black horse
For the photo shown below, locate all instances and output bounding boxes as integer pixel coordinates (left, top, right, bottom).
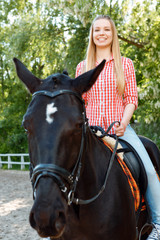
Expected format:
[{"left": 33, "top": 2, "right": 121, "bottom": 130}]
[{"left": 13, "top": 58, "right": 160, "bottom": 240}]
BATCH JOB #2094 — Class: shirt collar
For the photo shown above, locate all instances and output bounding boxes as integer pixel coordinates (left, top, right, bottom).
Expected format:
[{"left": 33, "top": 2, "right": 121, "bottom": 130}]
[{"left": 96, "top": 54, "right": 114, "bottom": 65}]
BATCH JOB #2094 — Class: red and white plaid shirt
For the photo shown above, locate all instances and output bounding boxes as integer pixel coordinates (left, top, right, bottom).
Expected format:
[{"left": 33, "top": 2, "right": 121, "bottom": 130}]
[{"left": 75, "top": 56, "right": 138, "bottom": 134}]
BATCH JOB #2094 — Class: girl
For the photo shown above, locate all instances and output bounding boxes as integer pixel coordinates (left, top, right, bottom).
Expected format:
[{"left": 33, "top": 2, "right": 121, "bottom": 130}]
[{"left": 75, "top": 15, "right": 160, "bottom": 240}]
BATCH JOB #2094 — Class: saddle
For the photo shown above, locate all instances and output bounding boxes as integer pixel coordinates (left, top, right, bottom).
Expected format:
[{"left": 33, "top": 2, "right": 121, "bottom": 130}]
[
  {"left": 118, "top": 137, "right": 160, "bottom": 218},
  {"left": 118, "top": 136, "right": 160, "bottom": 189},
  {"left": 91, "top": 126, "right": 160, "bottom": 212},
  {"left": 118, "top": 138, "right": 147, "bottom": 196}
]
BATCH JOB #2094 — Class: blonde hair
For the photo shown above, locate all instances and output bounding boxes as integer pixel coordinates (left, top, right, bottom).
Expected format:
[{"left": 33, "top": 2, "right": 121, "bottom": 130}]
[{"left": 85, "top": 15, "right": 125, "bottom": 95}]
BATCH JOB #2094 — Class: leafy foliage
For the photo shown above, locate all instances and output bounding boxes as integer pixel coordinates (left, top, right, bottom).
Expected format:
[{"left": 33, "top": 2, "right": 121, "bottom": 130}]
[{"left": 0, "top": 0, "right": 159, "bottom": 153}]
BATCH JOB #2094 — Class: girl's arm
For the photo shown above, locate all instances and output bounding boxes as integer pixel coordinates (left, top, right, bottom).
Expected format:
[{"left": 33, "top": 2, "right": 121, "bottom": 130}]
[
  {"left": 115, "top": 58, "right": 138, "bottom": 136},
  {"left": 115, "top": 103, "right": 135, "bottom": 136}
]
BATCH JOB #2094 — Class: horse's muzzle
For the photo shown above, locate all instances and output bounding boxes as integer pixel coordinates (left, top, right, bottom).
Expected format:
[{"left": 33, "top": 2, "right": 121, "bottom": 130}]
[
  {"left": 29, "top": 207, "right": 66, "bottom": 238},
  {"left": 29, "top": 179, "right": 67, "bottom": 240}
]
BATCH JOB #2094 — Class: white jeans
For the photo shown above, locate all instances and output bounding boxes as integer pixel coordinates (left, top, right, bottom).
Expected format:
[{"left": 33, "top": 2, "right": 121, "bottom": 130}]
[{"left": 119, "top": 125, "right": 160, "bottom": 224}]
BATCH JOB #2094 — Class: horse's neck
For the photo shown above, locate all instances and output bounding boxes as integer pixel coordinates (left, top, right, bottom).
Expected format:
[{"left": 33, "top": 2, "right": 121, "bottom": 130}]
[
  {"left": 86, "top": 129, "right": 111, "bottom": 164},
  {"left": 78, "top": 129, "right": 111, "bottom": 195}
]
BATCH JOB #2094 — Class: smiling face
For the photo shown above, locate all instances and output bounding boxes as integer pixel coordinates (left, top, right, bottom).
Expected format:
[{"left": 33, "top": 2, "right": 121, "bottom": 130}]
[{"left": 93, "top": 18, "right": 113, "bottom": 49}]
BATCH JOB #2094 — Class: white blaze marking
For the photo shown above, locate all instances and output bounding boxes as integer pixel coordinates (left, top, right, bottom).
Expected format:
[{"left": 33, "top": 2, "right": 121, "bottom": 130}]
[{"left": 46, "top": 102, "right": 58, "bottom": 124}]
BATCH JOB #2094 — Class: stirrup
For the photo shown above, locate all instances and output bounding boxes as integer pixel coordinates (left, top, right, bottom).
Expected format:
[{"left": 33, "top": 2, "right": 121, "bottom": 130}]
[
  {"left": 139, "top": 223, "right": 160, "bottom": 240},
  {"left": 148, "top": 223, "right": 160, "bottom": 240},
  {"left": 139, "top": 223, "right": 153, "bottom": 240}
]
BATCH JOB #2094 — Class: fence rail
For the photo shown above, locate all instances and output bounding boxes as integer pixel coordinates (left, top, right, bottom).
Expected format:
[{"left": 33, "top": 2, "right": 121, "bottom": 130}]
[{"left": 0, "top": 153, "right": 30, "bottom": 170}]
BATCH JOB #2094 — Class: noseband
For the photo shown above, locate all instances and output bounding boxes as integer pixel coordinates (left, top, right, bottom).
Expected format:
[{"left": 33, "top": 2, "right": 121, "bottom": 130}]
[{"left": 30, "top": 89, "right": 87, "bottom": 205}]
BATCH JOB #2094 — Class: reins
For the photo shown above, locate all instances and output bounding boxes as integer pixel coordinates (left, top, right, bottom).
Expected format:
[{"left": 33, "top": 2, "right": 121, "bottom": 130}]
[
  {"left": 30, "top": 89, "right": 119, "bottom": 205},
  {"left": 72, "top": 122, "right": 119, "bottom": 205}
]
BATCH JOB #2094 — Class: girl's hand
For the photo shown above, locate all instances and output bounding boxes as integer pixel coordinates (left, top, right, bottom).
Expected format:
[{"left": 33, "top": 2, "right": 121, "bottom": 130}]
[
  {"left": 115, "top": 104, "right": 135, "bottom": 136},
  {"left": 115, "top": 122, "right": 126, "bottom": 137}
]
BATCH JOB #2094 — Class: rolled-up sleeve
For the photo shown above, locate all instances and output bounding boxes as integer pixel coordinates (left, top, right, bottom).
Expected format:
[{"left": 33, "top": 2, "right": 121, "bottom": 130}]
[{"left": 123, "top": 58, "right": 138, "bottom": 109}]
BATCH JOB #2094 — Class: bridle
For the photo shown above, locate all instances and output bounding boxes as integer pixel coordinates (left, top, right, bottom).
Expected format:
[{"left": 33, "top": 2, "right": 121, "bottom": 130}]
[
  {"left": 30, "top": 89, "right": 86, "bottom": 205},
  {"left": 29, "top": 89, "right": 119, "bottom": 206}
]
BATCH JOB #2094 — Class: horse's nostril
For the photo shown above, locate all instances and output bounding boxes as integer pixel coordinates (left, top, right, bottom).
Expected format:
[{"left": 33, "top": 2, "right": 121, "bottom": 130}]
[
  {"left": 29, "top": 212, "right": 37, "bottom": 229},
  {"left": 55, "top": 220, "right": 63, "bottom": 233},
  {"left": 55, "top": 212, "right": 66, "bottom": 233}
]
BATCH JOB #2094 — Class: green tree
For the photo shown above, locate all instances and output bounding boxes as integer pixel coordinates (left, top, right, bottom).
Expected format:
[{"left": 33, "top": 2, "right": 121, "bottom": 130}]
[
  {"left": 0, "top": 0, "right": 159, "bottom": 153},
  {"left": 119, "top": 0, "right": 160, "bottom": 145}
]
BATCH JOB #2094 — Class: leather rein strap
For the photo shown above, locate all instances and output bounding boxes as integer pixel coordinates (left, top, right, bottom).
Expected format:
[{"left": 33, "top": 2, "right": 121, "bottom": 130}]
[
  {"left": 30, "top": 89, "right": 119, "bottom": 205},
  {"left": 73, "top": 122, "right": 119, "bottom": 205}
]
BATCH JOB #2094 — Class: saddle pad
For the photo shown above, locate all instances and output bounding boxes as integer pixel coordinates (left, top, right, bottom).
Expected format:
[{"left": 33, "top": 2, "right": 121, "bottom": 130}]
[
  {"left": 102, "top": 140, "right": 140, "bottom": 212},
  {"left": 95, "top": 131, "right": 124, "bottom": 160}
]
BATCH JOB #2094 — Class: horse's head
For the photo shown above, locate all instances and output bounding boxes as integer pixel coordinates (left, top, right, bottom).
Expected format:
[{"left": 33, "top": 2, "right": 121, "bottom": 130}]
[{"left": 13, "top": 58, "right": 105, "bottom": 238}]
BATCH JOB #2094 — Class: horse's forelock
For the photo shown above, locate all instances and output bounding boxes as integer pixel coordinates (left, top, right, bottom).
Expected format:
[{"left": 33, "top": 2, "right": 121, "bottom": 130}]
[{"left": 63, "top": 70, "right": 68, "bottom": 76}]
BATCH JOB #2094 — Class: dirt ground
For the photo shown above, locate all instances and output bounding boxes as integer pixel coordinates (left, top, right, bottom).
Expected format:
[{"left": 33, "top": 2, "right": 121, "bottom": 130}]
[{"left": 0, "top": 169, "right": 47, "bottom": 240}]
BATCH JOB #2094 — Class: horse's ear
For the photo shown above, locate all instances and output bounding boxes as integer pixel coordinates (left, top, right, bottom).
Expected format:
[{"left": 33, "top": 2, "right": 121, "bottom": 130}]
[
  {"left": 13, "top": 58, "right": 41, "bottom": 94},
  {"left": 72, "top": 60, "right": 106, "bottom": 94}
]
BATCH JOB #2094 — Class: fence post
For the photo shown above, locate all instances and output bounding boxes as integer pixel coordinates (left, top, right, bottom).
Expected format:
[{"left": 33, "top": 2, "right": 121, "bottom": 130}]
[
  {"left": 8, "top": 155, "right": 12, "bottom": 169},
  {"left": 21, "top": 155, "right": 25, "bottom": 170},
  {"left": 0, "top": 153, "right": 29, "bottom": 169}
]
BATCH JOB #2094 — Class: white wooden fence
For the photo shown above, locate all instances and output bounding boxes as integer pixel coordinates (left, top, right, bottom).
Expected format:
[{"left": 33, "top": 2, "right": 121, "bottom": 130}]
[{"left": 0, "top": 153, "right": 30, "bottom": 170}]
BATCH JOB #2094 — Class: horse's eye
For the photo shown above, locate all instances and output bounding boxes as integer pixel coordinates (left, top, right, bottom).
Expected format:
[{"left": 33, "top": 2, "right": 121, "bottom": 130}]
[
  {"left": 24, "top": 128, "right": 28, "bottom": 134},
  {"left": 22, "top": 119, "right": 30, "bottom": 134},
  {"left": 22, "top": 122, "right": 28, "bottom": 133},
  {"left": 76, "top": 121, "right": 83, "bottom": 129},
  {"left": 78, "top": 123, "right": 83, "bottom": 128}
]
